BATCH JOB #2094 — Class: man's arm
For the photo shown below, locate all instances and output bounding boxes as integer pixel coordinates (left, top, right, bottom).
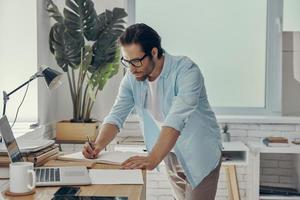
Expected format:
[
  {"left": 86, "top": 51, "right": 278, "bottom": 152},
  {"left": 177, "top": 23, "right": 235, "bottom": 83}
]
[
  {"left": 102, "top": 72, "right": 135, "bottom": 129},
  {"left": 148, "top": 127, "right": 180, "bottom": 167},
  {"left": 122, "top": 126, "right": 179, "bottom": 170},
  {"left": 82, "top": 123, "right": 119, "bottom": 158},
  {"left": 94, "top": 123, "right": 119, "bottom": 151},
  {"left": 83, "top": 72, "right": 135, "bottom": 159}
]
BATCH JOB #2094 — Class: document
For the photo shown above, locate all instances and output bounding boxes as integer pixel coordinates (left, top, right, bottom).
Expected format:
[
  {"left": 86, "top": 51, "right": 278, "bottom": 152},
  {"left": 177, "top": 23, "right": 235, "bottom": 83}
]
[
  {"left": 58, "top": 151, "right": 147, "bottom": 165},
  {"left": 88, "top": 169, "right": 144, "bottom": 184}
]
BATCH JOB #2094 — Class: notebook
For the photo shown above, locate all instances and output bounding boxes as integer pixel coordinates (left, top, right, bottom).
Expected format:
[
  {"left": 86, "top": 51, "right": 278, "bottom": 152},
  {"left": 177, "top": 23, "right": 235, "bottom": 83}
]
[
  {"left": 58, "top": 151, "right": 147, "bottom": 165},
  {"left": 44, "top": 159, "right": 96, "bottom": 169}
]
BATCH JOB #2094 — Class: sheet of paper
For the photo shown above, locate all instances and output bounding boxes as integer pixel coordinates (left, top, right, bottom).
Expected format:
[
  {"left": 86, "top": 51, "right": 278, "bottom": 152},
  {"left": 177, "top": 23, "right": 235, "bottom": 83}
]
[
  {"left": 59, "top": 151, "right": 146, "bottom": 165},
  {"left": 88, "top": 169, "right": 144, "bottom": 184}
]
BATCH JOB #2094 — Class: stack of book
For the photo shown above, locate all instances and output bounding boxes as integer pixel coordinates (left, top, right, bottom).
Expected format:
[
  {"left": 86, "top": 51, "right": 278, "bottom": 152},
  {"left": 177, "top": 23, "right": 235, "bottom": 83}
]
[
  {"left": 0, "top": 144, "right": 61, "bottom": 167},
  {"left": 263, "top": 136, "right": 289, "bottom": 147}
]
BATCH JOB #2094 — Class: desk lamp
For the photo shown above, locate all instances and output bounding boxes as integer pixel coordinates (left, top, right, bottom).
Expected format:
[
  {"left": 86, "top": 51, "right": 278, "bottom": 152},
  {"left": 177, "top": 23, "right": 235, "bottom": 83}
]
[{"left": 2, "top": 67, "right": 62, "bottom": 116}]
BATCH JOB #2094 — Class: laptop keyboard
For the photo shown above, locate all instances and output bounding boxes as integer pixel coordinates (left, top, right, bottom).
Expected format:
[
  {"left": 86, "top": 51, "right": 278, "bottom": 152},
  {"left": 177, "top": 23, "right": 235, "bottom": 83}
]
[{"left": 35, "top": 168, "right": 61, "bottom": 182}]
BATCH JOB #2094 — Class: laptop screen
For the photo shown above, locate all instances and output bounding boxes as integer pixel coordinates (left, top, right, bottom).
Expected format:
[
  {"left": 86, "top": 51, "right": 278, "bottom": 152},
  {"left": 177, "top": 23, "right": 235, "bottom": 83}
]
[{"left": 0, "top": 116, "right": 23, "bottom": 162}]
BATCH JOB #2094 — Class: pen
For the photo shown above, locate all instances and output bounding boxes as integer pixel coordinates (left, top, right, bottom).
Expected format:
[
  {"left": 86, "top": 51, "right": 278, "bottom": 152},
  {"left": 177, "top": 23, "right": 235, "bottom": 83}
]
[
  {"left": 87, "top": 136, "right": 95, "bottom": 150},
  {"left": 87, "top": 136, "right": 96, "bottom": 158}
]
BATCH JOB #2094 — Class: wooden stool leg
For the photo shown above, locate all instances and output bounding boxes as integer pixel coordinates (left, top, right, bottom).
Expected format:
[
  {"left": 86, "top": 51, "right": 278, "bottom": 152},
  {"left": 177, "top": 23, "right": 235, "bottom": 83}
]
[{"left": 225, "top": 165, "right": 240, "bottom": 200}]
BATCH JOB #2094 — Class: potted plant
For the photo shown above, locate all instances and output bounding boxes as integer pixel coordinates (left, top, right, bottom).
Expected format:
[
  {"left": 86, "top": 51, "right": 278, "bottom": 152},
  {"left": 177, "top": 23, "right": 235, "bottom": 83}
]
[{"left": 45, "top": 0, "right": 127, "bottom": 141}]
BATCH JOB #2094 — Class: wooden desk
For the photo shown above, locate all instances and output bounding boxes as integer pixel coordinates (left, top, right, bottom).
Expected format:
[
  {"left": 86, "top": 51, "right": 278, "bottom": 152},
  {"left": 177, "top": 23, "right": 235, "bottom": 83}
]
[{"left": 2, "top": 161, "right": 146, "bottom": 200}]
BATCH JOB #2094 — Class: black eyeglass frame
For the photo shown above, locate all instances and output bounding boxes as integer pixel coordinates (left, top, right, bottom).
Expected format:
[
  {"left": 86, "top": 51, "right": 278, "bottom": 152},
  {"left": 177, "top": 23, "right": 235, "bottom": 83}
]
[{"left": 120, "top": 54, "right": 148, "bottom": 68}]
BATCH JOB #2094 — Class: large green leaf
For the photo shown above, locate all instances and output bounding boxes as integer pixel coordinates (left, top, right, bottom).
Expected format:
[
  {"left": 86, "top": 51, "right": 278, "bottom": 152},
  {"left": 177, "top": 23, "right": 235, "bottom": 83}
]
[
  {"left": 45, "top": 0, "right": 64, "bottom": 24},
  {"left": 90, "top": 32, "right": 118, "bottom": 72},
  {"left": 49, "top": 23, "right": 68, "bottom": 71},
  {"left": 89, "top": 48, "right": 120, "bottom": 91},
  {"left": 48, "top": 23, "right": 83, "bottom": 71},
  {"left": 81, "top": 45, "right": 93, "bottom": 71},
  {"left": 91, "top": 8, "right": 127, "bottom": 71},
  {"left": 97, "top": 8, "right": 127, "bottom": 36},
  {"left": 64, "top": 0, "right": 100, "bottom": 41},
  {"left": 64, "top": 30, "right": 83, "bottom": 69}
]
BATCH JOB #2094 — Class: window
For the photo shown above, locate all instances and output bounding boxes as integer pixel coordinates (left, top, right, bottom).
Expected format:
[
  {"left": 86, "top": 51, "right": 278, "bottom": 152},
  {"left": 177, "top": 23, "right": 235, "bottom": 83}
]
[
  {"left": 0, "top": 0, "right": 37, "bottom": 122},
  {"left": 283, "top": 0, "right": 300, "bottom": 31},
  {"left": 129, "top": 0, "right": 282, "bottom": 114}
]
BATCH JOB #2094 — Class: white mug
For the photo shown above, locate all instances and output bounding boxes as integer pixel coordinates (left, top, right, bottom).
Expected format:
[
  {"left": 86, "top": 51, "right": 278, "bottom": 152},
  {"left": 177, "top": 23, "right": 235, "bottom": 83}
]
[{"left": 9, "top": 162, "right": 36, "bottom": 193}]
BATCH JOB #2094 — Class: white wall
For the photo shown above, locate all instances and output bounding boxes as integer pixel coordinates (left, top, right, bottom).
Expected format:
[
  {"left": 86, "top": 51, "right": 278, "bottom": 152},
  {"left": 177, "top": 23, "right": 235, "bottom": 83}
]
[
  {"left": 0, "top": 0, "right": 37, "bottom": 122},
  {"left": 37, "top": 0, "right": 59, "bottom": 125},
  {"left": 37, "top": 0, "right": 128, "bottom": 125}
]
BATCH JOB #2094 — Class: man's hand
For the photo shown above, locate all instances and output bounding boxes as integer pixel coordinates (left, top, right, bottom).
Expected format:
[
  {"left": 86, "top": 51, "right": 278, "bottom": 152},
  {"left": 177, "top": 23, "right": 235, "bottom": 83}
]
[
  {"left": 121, "top": 156, "right": 157, "bottom": 170},
  {"left": 82, "top": 142, "right": 101, "bottom": 159},
  {"left": 121, "top": 127, "right": 180, "bottom": 170},
  {"left": 82, "top": 123, "right": 119, "bottom": 159}
]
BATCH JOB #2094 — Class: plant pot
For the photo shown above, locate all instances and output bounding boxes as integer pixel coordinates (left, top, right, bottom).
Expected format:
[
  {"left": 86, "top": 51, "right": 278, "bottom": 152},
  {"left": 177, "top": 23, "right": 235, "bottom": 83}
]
[
  {"left": 221, "top": 132, "right": 231, "bottom": 142},
  {"left": 56, "top": 120, "right": 100, "bottom": 143}
]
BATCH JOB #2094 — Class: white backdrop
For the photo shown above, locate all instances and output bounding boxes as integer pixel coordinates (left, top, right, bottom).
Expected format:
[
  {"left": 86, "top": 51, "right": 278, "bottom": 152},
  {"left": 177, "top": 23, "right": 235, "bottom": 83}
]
[{"left": 0, "top": 0, "right": 37, "bottom": 122}]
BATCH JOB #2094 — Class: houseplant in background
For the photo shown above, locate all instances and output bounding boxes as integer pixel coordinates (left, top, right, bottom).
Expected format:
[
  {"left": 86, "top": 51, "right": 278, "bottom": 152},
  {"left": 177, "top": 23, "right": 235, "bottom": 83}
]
[
  {"left": 45, "top": 0, "right": 127, "bottom": 141},
  {"left": 221, "top": 124, "right": 230, "bottom": 142}
]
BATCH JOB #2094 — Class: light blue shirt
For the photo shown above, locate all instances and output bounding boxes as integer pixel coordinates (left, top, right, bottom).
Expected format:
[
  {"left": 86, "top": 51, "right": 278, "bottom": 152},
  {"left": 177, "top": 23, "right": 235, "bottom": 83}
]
[{"left": 103, "top": 52, "right": 222, "bottom": 188}]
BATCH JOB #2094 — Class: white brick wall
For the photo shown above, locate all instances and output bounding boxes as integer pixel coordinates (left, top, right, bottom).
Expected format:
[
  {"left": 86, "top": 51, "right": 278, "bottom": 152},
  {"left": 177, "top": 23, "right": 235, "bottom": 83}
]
[
  {"left": 59, "top": 122, "right": 300, "bottom": 200},
  {"left": 260, "top": 153, "right": 296, "bottom": 189},
  {"left": 221, "top": 123, "right": 300, "bottom": 200}
]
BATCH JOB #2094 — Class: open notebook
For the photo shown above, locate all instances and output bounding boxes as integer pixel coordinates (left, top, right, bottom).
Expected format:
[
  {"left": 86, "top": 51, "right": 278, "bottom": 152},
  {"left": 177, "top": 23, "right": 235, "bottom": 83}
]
[{"left": 58, "top": 151, "right": 147, "bottom": 165}]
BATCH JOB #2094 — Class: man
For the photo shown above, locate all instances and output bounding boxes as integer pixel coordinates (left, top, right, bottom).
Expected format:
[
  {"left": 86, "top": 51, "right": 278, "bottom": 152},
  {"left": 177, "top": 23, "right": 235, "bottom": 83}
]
[{"left": 82, "top": 23, "right": 222, "bottom": 200}]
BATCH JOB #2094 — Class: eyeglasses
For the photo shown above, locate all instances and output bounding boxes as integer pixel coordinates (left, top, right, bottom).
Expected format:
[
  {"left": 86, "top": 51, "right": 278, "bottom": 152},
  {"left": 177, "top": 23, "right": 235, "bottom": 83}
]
[{"left": 120, "top": 54, "right": 148, "bottom": 69}]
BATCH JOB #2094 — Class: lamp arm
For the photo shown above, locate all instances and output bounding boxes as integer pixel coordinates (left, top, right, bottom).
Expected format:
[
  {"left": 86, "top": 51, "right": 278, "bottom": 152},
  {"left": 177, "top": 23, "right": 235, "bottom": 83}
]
[{"left": 2, "top": 73, "right": 43, "bottom": 116}]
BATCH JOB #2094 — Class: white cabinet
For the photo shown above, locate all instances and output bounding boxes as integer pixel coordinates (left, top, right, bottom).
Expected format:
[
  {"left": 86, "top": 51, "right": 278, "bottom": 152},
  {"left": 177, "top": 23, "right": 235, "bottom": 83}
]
[
  {"left": 248, "top": 142, "right": 300, "bottom": 200},
  {"left": 222, "top": 141, "right": 249, "bottom": 166}
]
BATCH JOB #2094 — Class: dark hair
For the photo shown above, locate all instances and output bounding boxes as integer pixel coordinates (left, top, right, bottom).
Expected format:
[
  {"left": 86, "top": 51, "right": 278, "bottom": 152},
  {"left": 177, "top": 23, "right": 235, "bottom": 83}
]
[{"left": 119, "top": 23, "right": 164, "bottom": 58}]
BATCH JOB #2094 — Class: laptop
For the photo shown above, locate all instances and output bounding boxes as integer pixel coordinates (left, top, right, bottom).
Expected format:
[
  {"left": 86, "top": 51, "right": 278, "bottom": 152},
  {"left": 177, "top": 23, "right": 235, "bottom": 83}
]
[{"left": 0, "top": 115, "right": 91, "bottom": 186}]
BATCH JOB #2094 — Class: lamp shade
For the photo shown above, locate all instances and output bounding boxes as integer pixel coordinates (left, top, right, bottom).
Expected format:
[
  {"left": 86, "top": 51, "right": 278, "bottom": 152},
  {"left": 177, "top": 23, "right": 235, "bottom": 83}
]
[{"left": 41, "top": 67, "right": 62, "bottom": 89}]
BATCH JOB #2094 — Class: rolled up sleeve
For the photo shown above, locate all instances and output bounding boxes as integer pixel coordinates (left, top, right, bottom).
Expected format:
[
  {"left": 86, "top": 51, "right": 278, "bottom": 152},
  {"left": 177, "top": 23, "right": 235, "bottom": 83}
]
[
  {"left": 103, "top": 72, "right": 135, "bottom": 130},
  {"left": 163, "top": 64, "right": 204, "bottom": 132}
]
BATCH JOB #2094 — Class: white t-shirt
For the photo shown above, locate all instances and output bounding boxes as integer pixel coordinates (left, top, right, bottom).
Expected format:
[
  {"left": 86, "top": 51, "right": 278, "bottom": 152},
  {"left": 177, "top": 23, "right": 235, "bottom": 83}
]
[
  {"left": 146, "top": 74, "right": 164, "bottom": 126},
  {"left": 146, "top": 75, "right": 176, "bottom": 153}
]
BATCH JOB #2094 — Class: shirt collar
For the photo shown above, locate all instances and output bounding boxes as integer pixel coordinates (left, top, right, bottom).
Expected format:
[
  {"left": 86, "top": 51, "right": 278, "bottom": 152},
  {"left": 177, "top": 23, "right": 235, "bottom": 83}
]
[{"left": 160, "top": 51, "right": 172, "bottom": 79}]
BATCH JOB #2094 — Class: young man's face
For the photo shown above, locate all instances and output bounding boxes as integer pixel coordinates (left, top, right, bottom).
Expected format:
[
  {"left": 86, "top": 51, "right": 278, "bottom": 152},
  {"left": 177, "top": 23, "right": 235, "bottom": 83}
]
[{"left": 121, "top": 43, "right": 155, "bottom": 81}]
